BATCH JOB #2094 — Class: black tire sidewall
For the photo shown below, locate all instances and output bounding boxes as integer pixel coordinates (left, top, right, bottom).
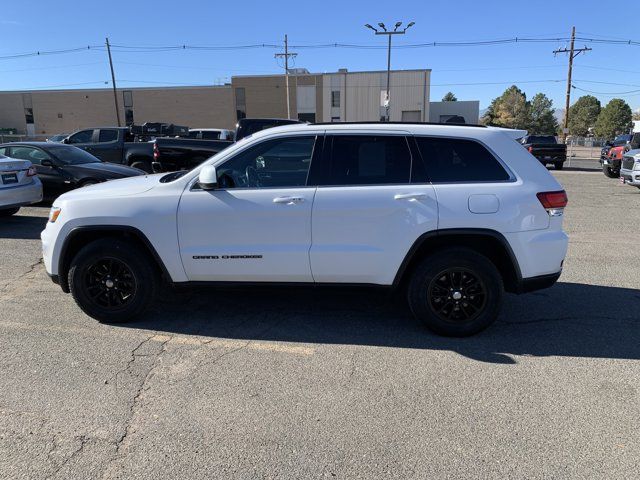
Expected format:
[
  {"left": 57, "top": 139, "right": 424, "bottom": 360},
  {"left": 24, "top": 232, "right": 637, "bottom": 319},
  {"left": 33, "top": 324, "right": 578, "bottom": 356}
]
[
  {"left": 603, "top": 166, "right": 618, "bottom": 178},
  {"left": 408, "top": 248, "right": 503, "bottom": 337},
  {"left": 68, "top": 239, "right": 156, "bottom": 323}
]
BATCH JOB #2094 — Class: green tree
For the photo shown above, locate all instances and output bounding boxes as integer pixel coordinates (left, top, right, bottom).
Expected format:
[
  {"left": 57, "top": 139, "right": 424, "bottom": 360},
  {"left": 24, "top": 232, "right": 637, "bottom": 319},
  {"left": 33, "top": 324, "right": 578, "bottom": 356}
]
[
  {"left": 442, "top": 92, "right": 458, "bottom": 102},
  {"left": 567, "top": 95, "right": 601, "bottom": 136},
  {"left": 529, "top": 93, "right": 558, "bottom": 135},
  {"left": 481, "top": 85, "right": 531, "bottom": 130},
  {"left": 594, "top": 98, "right": 633, "bottom": 139}
]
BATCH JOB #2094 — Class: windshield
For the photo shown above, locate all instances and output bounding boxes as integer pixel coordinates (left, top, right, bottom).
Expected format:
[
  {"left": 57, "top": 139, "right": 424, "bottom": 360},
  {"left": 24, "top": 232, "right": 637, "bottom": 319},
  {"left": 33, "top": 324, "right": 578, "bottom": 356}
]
[
  {"left": 49, "top": 146, "right": 100, "bottom": 165},
  {"left": 613, "top": 135, "right": 632, "bottom": 146}
]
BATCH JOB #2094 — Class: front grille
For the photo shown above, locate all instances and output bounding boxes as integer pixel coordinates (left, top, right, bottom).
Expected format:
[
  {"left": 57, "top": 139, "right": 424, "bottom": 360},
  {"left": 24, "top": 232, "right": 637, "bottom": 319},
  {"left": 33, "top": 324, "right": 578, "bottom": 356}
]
[{"left": 622, "top": 157, "right": 635, "bottom": 170}]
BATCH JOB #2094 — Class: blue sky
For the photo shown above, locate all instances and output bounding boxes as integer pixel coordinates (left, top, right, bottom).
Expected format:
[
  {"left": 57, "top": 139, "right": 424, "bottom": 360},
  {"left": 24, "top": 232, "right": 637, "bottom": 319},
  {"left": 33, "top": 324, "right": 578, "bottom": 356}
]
[{"left": 1, "top": 0, "right": 639, "bottom": 111}]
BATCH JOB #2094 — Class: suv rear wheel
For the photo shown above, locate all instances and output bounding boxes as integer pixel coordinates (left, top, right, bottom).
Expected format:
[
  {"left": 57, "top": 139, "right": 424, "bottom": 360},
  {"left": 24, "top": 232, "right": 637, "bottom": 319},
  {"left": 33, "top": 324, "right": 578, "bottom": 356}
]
[
  {"left": 68, "top": 239, "right": 157, "bottom": 323},
  {"left": 407, "top": 248, "right": 503, "bottom": 337},
  {"left": 603, "top": 166, "right": 619, "bottom": 178}
]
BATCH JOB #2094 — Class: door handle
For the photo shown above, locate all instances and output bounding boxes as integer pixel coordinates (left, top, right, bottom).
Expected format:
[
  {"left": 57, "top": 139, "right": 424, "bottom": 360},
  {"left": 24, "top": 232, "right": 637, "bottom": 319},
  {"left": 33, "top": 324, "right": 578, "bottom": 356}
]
[
  {"left": 273, "top": 196, "right": 304, "bottom": 205},
  {"left": 394, "top": 193, "right": 427, "bottom": 201}
]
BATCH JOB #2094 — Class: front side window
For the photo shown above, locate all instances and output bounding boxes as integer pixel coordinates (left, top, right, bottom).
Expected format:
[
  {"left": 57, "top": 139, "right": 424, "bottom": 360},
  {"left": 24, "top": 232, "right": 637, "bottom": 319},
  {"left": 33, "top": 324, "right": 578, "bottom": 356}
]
[
  {"left": 217, "top": 136, "right": 316, "bottom": 189},
  {"left": 98, "top": 129, "right": 118, "bottom": 143},
  {"left": 324, "top": 135, "right": 412, "bottom": 186},
  {"left": 415, "top": 136, "right": 511, "bottom": 183},
  {"left": 67, "top": 129, "right": 94, "bottom": 144}
]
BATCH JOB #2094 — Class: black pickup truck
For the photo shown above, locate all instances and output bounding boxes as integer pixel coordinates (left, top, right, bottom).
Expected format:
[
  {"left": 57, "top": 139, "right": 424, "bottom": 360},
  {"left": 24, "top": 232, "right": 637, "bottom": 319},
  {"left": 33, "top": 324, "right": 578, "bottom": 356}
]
[
  {"left": 152, "top": 118, "right": 301, "bottom": 172},
  {"left": 63, "top": 127, "right": 156, "bottom": 172},
  {"left": 65, "top": 119, "right": 302, "bottom": 173},
  {"left": 520, "top": 135, "right": 567, "bottom": 170}
]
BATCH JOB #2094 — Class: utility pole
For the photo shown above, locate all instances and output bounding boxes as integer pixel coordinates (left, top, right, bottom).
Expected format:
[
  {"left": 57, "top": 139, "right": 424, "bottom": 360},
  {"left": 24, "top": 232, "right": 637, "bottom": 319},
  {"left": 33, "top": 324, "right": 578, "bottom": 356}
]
[
  {"left": 365, "top": 21, "right": 415, "bottom": 121},
  {"left": 553, "top": 27, "right": 591, "bottom": 141},
  {"left": 105, "top": 37, "right": 121, "bottom": 127},
  {"left": 274, "top": 35, "right": 297, "bottom": 119}
]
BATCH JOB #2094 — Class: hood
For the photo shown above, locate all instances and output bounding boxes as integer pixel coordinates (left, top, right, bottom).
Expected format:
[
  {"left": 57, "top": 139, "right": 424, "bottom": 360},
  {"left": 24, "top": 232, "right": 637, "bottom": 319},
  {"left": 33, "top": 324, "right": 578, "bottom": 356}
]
[
  {"left": 63, "top": 162, "right": 145, "bottom": 177},
  {"left": 55, "top": 173, "right": 163, "bottom": 202},
  {"left": 0, "top": 157, "right": 31, "bottom": 172}
]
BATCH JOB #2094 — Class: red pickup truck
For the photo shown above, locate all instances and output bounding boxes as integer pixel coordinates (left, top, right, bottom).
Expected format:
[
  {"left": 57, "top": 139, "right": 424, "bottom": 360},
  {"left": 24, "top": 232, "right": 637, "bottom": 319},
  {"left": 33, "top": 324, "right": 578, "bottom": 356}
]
[{"left": 601, "top": 133, "right": 639, "bottom": 178}]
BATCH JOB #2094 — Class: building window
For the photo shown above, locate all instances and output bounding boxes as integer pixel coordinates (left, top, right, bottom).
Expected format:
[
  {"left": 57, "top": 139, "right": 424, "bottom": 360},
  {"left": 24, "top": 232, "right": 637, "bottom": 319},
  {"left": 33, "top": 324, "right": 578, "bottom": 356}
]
[
  {"left": 298, "top": 113, "right": 315, "bottom": 123},
  {"left": 331, "top": 116, "right": 341, "bottom": 123},
  {"left": 125, "top": 109, "right": 134, "bottom": 126},
  {"left": 122, "top": 91, "right": 134, "bottom": 126},
  {"left": 235, "top": 87, "right": 246, "bottom": 121},
  {"left": 331, "top": 90, "right": 340, "bottom": 108}
]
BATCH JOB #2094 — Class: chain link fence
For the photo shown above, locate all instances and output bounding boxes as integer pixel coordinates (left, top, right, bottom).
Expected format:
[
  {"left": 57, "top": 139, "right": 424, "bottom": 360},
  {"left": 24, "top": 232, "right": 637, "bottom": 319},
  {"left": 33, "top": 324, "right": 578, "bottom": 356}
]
[{"left": 0, "top": 134, "right": 50, "bottom": 143}]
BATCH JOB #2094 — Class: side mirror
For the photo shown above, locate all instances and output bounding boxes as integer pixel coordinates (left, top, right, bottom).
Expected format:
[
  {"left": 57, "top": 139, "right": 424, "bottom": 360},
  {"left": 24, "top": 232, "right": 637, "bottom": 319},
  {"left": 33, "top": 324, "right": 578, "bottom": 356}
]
[
  {"left": 41, "top": 159, "right": 54, "bottom": 167},
  {"left": 62, "top": 138, "right": 69, "bottom": 144},
  {"left": 198, "top": 165, "right": 218, "bottom": 190}
]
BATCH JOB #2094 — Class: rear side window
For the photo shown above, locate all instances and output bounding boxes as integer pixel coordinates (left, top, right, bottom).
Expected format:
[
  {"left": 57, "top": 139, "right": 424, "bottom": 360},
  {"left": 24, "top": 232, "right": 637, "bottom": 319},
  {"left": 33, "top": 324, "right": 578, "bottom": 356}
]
[
  {"left": 415, "top": 137, "right": 511, "bottom": 183},
  {"left": 98, "top": 129, "right": 118, "bottom": 143},
  {"left": 324, "top": 135, "right": 411, "bottom": 185}
]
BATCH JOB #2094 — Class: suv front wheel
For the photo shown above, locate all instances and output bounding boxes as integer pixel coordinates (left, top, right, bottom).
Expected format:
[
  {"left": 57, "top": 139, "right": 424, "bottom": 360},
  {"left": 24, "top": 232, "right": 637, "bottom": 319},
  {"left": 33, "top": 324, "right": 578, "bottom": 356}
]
[
  {"left": 407, "top": 248, "right": 503, "bottom": 337},
  {"left": 68, "top": 239, "right": 157, "bottom": 323}
]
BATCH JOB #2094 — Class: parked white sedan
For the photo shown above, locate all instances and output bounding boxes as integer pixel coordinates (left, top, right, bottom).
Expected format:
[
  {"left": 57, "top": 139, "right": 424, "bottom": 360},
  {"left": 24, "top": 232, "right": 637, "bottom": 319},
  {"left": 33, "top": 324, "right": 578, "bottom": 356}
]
[{"left": 0, "top": 154, "right": 43, "bottom": 216}]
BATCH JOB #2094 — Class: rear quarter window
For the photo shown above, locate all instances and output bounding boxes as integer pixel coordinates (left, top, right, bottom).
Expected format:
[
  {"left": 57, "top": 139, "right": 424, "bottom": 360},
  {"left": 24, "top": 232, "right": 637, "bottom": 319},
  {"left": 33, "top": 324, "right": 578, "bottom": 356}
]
[{"left": 415, "top": 136, "right": 511, "bottom": 183}]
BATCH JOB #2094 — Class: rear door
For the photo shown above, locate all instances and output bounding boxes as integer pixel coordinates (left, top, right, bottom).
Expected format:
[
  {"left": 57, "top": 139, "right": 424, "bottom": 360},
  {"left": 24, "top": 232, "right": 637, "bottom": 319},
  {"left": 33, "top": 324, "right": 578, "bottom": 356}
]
[
  {"left": 88, "top": 129, "right": 122, "bottom": 163},
  {"left": 309, "top": 132, "right": 438, "bottom": 285}
]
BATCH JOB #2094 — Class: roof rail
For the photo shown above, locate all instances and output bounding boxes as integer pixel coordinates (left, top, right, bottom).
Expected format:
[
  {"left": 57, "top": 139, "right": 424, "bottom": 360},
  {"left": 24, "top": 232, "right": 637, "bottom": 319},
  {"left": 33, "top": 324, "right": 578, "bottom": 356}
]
[{"left": 311, "top": 121, "right": 487, "bottom": 128}]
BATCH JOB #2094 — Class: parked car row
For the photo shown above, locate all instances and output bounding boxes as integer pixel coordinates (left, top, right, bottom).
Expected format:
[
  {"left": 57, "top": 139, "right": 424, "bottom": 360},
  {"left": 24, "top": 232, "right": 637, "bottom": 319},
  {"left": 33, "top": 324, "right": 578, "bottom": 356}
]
[{"left": 600, "top": 133, "right": 640, "bottom": 178}]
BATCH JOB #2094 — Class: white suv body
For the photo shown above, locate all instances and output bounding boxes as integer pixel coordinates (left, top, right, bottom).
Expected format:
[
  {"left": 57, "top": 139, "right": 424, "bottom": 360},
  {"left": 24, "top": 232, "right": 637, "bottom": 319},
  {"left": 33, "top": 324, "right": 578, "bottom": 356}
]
[{"left": 42, "top": 123, "right": 568, "bottom": 336}]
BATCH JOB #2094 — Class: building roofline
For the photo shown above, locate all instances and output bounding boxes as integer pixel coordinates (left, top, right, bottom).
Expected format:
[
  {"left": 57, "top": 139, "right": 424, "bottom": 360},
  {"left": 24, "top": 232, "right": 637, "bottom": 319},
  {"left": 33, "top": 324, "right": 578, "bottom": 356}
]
[
  {"left": 232, "top": 68, "right": 431, "bottom": 79},
  {"left": 0, "top": 84, "right": 231, "bottom": 95}
]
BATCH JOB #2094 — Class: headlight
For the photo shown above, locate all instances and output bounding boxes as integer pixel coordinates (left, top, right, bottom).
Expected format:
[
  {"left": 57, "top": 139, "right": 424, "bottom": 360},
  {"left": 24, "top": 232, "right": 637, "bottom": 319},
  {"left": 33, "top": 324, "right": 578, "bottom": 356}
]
[
  {"left": 48, "top": 207, "right": 61, "bottom": 223},
  {"left": 634, "top": 162, "right": 640, "bottom": 171}
]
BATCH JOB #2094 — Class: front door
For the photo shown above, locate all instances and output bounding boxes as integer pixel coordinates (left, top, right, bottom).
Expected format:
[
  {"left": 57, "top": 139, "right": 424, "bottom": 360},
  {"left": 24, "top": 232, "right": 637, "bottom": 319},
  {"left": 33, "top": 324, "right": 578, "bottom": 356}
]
[
  {"left": 310, "top": 133, "right": 439, "bottom": 285},
  {"left": 178, "top": 134, "right": 320, "bottom": 282}
]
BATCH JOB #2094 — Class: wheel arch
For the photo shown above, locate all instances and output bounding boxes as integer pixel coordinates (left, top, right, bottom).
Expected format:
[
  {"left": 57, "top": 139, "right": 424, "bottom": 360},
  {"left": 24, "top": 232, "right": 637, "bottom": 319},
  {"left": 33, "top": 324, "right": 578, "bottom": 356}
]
[
  {"left": 393, "top": 228, "right": 523, "bottom": 294},
  {"left": 57, "top": 225, "right": 171, "bottom": 293}
]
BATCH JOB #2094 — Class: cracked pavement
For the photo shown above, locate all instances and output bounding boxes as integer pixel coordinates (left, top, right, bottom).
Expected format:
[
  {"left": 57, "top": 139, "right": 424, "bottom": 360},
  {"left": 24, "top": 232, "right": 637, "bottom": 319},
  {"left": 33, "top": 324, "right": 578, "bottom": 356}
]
[{"left": 1, "top": 167, "right": 639, "bottom": 479}]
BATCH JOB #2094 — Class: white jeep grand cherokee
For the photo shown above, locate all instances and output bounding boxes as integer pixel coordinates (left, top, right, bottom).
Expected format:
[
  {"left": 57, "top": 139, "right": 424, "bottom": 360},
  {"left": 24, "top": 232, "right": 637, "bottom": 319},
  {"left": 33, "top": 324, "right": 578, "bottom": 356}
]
[{"left": 41, "top": 123, "right": 568, "bottom": 336}]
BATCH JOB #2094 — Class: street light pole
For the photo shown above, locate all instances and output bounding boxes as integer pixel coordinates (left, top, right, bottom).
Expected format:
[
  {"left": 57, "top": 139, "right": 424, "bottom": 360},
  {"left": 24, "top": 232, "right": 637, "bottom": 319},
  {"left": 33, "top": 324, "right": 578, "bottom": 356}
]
[{"left": 365, "top": 21, "right": 414, "bottom": 122}]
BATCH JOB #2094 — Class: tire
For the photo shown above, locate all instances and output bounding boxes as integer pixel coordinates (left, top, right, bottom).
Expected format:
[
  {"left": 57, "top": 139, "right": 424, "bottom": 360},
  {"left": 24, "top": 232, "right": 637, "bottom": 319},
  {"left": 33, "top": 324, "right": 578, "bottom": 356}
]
[
  {"left": 603, "top": 166, "right": 618, "bottom": 178},
  {"left": 68, "top": 239, "right": 157, "bottom": 323},
  {"left": 407, "top": 248, "right": 503, "bottom": 337},
  {"left": 554, "top": 161, "right": 564, "bottom": 170},
  {"left": 0, "top": 207, "right": 19, "bottom": 217},
  {"left": 129, "top": 159, "right": 152, "bottom": 173}
]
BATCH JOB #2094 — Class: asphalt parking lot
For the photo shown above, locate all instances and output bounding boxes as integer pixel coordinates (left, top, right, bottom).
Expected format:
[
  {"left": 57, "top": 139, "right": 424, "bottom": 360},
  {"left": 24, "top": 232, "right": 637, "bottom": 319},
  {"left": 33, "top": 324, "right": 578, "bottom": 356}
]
[{"left": 1, "top": 163, "right": 639, "bottom": 479}]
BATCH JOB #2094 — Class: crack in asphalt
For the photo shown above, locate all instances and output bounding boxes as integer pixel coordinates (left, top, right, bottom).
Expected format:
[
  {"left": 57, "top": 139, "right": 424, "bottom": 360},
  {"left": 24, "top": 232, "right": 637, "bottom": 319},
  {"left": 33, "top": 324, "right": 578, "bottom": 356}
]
[
  {"left": 100, "top": 334, "right": 172, "bottom": 480},
  {"left": 44, "top": 434, "right": 89, "bottom": 480},
  {"left": 0, "top": 258, "right": 43, "bottom": 300}
]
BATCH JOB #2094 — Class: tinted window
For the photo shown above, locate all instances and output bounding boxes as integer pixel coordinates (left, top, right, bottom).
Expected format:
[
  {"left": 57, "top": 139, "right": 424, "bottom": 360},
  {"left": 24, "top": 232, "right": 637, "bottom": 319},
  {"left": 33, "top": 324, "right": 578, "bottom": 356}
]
[
  {"left": 48, "top": 146, "right": 100, "bottom": 165},
  {"left": 201, "top": 131, "right": 220, "bottom": 140},
  {"left": 67, "top": 130, "right": 94, "bottom": 144},
  {"left": 325, "top": 135, "right": 411, "bottom": 186},
  {"left": 8, "top": 146, "right": 50, "bottom": 165},
  {"left": 98, "top": 129, "right": 118, "bottom": 143},
  {"left": 217, "top": 136, "right": 315, "bottom": 188},
  {"left": 415, "top": 137, "right": 511, "bottom": 183},
  {"left": 527, "top": 136, "right": 557, "bottom": 144},
  {"left": 0, "top": 148, "right": 7, "bottom": 156}
]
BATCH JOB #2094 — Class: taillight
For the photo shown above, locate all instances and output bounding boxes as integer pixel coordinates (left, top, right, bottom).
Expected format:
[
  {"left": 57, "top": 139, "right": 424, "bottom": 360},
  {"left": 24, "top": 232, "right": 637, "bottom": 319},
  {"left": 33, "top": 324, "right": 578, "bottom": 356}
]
[
  {"left": 537, "top": 190, "right": 568, "bottom": 216},
  {"left": 528, "top": 146, "right": 533, "bottom": 153},
  {"left": 153, "top": 142, "right": 159, "bottom": 160},
  {"left": 27, "top": 166, "right": 37, "bottom": 177}
]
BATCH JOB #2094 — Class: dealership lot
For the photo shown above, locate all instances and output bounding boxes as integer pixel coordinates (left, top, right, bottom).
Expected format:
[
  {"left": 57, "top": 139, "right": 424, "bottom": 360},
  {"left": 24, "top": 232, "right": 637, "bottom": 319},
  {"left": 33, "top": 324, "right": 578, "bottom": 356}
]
[{"left": 1, "top": 167, "right": 639, "bottom": 478}]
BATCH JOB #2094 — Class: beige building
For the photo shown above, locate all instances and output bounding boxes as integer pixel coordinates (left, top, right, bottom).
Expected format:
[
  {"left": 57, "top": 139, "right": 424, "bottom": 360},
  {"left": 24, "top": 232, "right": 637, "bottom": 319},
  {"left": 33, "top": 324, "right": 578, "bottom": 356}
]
[{"left": 0, "top": 69, "right": 433, "bottom": 136}]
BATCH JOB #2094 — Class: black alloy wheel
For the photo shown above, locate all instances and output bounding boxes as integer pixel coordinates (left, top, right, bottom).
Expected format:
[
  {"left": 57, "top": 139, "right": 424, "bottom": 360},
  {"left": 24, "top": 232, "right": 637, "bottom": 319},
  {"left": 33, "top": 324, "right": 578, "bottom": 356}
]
[
  {"left": 427, "top": 268, "right": 487, "bottom": 323},
  {"left": 84, "top": 258, "right": 137, "bottom": 309}
]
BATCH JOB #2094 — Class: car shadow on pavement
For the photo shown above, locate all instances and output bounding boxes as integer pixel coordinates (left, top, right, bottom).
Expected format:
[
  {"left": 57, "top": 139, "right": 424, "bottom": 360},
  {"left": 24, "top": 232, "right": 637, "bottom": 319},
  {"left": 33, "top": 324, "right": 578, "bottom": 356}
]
[
  {"left": 0, "top": 213, "right": 47, "bottom": 240},
  {"left": 120, "top": 281, "right": 640, "bottom": 364}
]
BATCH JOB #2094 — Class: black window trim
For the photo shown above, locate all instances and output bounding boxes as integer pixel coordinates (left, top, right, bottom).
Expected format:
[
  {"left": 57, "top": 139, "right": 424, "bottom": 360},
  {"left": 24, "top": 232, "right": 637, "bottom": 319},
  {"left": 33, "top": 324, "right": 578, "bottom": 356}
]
[
  {"left": 411, "top": 134, "right": 517, "bottom": 185},
  {"left": 190, "top": 133, "right": 322, "bottom": 191},
  {"left": 315, "top": 133, "right": 416, "bottom": 188}
]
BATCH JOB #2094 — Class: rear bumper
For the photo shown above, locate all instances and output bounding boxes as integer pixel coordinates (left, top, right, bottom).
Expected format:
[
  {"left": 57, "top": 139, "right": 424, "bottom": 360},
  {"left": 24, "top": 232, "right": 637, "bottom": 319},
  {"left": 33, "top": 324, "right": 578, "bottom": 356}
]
[
  {"left": 0, "top": 179, "right": 43, "bottom": 209},
  {"left": 517, "top": 271, "right": 562, "bottom": 294}
]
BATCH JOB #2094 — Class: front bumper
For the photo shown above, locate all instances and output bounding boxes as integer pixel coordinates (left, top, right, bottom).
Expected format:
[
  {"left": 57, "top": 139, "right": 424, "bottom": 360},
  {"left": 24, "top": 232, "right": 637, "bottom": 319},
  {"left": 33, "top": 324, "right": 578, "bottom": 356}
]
[
  {"left": 0, "top": 179, "right": 43, "bottom": 209},
  {"left": 620, "top": 168, "right": 640, "bottom": 186}
]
